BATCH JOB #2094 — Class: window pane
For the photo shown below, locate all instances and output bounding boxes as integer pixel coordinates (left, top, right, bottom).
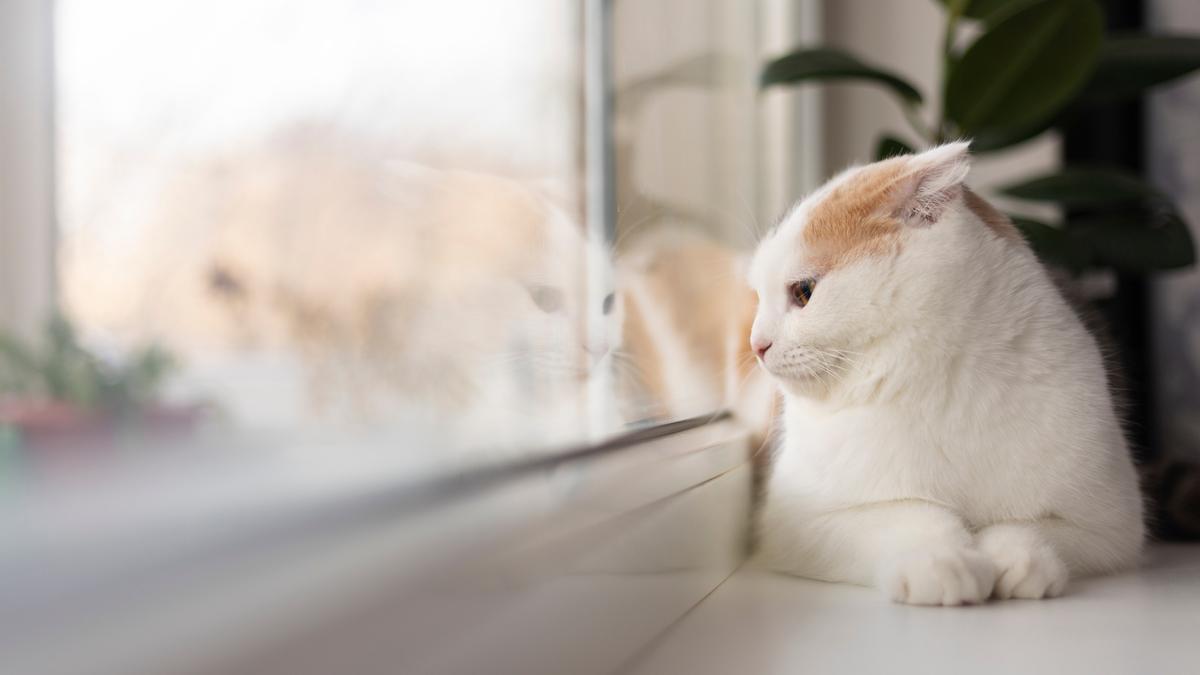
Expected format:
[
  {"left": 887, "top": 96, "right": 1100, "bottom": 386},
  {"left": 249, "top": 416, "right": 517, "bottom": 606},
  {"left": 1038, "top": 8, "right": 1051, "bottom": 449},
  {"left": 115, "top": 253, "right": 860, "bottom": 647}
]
[
  {"left": 610, "top": 1, "right": 770, "bottom": 428},
  {"left": 52, "top": 0, "right": 597, "bottom": 462},
  {"left": 34, "top": 0, "right": 774, "bottom": 471}
]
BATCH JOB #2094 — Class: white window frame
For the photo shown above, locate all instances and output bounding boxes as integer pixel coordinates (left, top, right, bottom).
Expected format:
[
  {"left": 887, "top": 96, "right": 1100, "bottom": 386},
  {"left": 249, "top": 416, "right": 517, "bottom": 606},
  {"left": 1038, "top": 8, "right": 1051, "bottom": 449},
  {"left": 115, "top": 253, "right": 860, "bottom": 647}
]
[
  {"left": 0, "top": 0, "right": 56, "bottom": 339},
  {"left": 760, "top": 0, "right": 825, "bottom": 215}
]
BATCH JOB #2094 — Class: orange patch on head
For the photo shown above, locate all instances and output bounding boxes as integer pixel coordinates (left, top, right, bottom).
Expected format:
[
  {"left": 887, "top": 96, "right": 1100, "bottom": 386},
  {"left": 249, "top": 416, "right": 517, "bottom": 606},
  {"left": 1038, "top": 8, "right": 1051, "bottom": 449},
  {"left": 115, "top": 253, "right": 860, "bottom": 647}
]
[
  {"left": 962, "top": 186, "right": 1021, "bottom": 242},
  {"left": 802, "top": 159, "right": 909, "bottom": 271}
]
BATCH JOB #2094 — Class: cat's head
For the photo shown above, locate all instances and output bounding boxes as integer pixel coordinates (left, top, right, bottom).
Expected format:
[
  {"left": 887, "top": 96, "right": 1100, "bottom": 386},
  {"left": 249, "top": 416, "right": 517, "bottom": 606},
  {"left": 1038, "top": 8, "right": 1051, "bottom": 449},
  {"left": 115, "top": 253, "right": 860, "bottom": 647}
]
[
  {"left": 386, "top": 166, "right": 621, "bottom": 403},
  {"left": 746, "top": 142, "right": 1016, "bottom": 398},
  {"left": 195, "top": 155, "right": 621, "bottom": 418}
]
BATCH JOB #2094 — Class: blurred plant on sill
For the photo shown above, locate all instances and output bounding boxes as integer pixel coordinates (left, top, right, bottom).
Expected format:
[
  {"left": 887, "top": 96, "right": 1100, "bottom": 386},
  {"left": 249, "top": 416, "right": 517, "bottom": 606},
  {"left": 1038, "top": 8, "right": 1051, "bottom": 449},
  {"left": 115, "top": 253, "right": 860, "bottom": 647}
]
[
  {"left": 762, "top": 0, "right": 1200, "bottom": 275},
  {"left": 0, "top": 315, "right": 199, "bottom": 450}
]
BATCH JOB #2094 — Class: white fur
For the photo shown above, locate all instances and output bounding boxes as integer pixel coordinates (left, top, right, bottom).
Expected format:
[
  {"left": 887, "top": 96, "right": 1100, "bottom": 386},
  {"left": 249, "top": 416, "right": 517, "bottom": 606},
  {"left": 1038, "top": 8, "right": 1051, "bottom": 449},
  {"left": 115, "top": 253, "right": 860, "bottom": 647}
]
[{"left": 748, "top": 143, "right": 1144, "bottom": 605}]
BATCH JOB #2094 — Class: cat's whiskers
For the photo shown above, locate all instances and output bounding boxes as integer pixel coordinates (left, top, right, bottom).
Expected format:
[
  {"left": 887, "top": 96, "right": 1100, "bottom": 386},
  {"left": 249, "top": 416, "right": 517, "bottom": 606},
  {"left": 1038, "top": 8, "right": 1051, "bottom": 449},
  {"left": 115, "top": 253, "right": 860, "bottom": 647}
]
[
  {"left": 609, "top": 350, "right": 652, "bottom": 389},
  {"left": 732, "top": 187, "right": 769, "bottom": 244},
  {"left": 729, "top": 361, "right": 765, "bottom": 401}
]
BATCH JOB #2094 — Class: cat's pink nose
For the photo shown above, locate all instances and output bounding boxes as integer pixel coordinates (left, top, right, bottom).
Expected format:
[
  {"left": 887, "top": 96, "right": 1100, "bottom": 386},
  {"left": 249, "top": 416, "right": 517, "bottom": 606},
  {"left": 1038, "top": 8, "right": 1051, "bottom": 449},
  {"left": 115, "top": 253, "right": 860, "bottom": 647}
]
[{"left": 753, "top": 341, "right": 772, "bottom": 360}]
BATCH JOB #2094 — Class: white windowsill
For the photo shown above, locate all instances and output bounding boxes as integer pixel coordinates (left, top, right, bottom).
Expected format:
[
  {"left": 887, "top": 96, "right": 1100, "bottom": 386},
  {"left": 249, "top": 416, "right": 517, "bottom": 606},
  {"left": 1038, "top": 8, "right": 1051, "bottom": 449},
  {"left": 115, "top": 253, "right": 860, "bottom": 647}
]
[
  {"left": 2, "top": 418, "right": 753, "bottom": 675},
  {"left": 629, "top": 544, "right": 1200, "bottom": 675}
]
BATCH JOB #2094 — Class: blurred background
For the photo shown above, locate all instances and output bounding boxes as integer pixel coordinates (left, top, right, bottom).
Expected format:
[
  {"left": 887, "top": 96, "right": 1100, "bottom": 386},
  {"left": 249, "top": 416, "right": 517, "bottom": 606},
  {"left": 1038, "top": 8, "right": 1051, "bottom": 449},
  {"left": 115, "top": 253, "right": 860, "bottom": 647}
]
[{"left": 1, "top": 1, "right": 1199, "bottom": 673}]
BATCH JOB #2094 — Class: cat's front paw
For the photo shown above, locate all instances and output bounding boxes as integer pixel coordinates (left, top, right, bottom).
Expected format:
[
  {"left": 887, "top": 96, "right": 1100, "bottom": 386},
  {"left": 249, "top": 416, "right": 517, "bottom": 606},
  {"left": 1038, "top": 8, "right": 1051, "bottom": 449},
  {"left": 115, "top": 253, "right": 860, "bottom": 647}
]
[
  {"left": 977, "top": 525, "right": 1068, "bottom": 600},
  {"left": 879, "top": 547, "right": 996, "bottom": 606}
]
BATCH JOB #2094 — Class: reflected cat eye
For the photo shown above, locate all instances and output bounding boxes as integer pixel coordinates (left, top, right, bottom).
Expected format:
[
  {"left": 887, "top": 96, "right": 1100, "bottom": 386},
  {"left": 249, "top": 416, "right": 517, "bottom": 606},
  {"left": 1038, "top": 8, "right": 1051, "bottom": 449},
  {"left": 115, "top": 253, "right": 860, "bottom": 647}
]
[{"left": 528, "top": 284, "right": 565, "bottom": 313}]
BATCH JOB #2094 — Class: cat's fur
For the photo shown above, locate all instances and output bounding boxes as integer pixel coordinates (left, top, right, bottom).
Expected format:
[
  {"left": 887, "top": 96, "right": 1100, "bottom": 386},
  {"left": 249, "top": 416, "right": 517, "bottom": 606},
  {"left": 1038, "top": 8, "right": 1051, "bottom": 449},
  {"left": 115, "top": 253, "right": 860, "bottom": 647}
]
[
  {"left": 616, "top": 230, "right": 777, "bottom": 449},
  {"left": 748, "top": 143, "right": 1144, "bottom": 605}
]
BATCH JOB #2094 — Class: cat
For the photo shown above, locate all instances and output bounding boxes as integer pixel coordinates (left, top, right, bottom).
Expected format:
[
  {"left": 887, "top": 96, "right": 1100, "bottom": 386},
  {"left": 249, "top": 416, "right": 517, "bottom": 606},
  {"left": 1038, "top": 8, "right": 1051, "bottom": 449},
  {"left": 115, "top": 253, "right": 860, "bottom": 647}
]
[
  {"left": 747, "top": 142, "right": 1144, "bottom": 605},
  {"left": 68, "top": 129, "right": 621, "bottom": 451}
]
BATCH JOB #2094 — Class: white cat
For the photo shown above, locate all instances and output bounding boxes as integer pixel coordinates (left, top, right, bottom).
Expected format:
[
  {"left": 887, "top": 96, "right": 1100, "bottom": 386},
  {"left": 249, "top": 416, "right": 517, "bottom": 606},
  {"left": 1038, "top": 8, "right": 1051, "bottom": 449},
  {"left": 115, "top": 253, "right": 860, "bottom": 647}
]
[{"left": 748, "top": 143, "right": 1144, "bottom": 605}]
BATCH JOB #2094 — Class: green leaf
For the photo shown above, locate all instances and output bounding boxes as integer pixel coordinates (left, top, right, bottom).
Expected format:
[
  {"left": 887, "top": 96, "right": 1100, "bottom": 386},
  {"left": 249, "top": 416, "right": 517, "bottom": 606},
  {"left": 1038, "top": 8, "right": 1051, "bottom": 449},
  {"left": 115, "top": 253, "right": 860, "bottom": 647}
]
[
  {"left": 1012, "top": 207, "right": 1196, "bottom": 272},
  {"left": 999, "top": 167, "right": 1163, "bottom": 207},
  {"left": 1010, "top": 216, "right": 1091, "bottom": 271},
  {"left": 761, "top": 48, "right": 923, "bottom": 104},
  {"left": 970, "top": 111, "right": 1063, "bottom": 152},
  {"left": 0, "top": 331, "right": 41, "bottom": 394},
  {"left": 0, "top": 315, "right": 178, "bottom": 411},
  {"left": 945, "top": 0, "right": 1102, "bottom": 139},
  {"left": 1076, "top": 34, "right": 1200, "bottom": 104},
  {"left": 1073, "top": 211, "right": 1196, "bottom": 271},
  {"left": 874, "top": 135, "right": 916, "bottom": 160},
  {"left": 119, "top": 346, "right": 177, "bottom": 407}
]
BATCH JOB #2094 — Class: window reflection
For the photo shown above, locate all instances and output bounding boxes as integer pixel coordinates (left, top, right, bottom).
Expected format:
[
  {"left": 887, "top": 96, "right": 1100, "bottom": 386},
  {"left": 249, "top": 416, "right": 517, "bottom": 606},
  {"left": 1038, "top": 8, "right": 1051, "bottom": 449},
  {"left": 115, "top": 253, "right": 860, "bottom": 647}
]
[
  {"left": 9, "top": 0, "right": 776, "bottom": 465},
  {"left": 50, "top": 0, "right": 594, "bottom": 456}
]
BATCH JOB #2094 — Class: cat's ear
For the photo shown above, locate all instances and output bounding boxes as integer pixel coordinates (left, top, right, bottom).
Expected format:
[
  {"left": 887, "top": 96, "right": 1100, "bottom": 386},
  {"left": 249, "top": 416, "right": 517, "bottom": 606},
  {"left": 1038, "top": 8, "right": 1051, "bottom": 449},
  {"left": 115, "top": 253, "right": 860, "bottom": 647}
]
[{"left": 892, "top": 141, "right": 972, "bottom": 227}]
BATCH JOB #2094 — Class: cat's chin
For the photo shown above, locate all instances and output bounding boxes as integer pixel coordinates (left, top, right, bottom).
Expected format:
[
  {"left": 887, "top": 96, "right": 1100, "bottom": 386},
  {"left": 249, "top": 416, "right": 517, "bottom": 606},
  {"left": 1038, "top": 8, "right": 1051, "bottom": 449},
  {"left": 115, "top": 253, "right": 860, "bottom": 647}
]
[{"left": 769, "top": 371, "right": 829, "bottom": 398}]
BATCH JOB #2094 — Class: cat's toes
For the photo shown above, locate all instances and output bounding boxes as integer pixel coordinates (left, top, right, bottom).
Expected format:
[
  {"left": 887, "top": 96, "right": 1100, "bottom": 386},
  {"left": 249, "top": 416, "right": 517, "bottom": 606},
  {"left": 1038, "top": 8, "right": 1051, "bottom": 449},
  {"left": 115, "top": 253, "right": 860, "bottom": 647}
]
[
  {"left": 977, "top": 526, "right": 1069, "bottom": 600},
  {"left": 987, "top": 543, "right": 1068, "bottom": 599},
  {"left": 880, "top": 547, "right": 996, "bottom": 606}
]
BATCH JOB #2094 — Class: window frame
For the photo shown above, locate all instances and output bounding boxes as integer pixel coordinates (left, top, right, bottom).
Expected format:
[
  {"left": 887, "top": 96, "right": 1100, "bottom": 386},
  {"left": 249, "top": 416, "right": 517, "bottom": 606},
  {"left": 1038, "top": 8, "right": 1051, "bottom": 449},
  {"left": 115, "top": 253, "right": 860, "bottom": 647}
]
[
  {"left": 0, "top": 0, "right": 828, "bottom": 670},
  {"left": 0, "top": 0, "right": 57, "bottom": 339}
]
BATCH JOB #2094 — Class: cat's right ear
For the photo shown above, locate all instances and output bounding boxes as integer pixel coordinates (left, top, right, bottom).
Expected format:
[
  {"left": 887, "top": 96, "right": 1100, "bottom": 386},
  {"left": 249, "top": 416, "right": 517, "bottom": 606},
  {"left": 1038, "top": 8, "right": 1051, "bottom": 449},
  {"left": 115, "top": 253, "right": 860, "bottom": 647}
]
[{"left": 891, "top": 141, "right": 972, "bottom": 228}]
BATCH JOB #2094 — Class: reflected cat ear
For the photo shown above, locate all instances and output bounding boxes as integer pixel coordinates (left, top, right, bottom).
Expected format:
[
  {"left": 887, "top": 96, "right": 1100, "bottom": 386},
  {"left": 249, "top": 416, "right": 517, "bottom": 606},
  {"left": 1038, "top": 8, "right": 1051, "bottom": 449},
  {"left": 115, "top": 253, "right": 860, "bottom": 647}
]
[{"left": 892, "top": 141, "right": 972, "bottom": 227}]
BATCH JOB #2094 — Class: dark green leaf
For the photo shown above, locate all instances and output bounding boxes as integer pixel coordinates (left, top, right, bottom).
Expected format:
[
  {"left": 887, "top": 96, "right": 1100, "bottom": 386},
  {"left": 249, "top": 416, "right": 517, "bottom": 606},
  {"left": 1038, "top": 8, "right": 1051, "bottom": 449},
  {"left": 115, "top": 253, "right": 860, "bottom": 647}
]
[
  {"left": 945, "top": 0, "right": 1102, "bottom": 139},
  {"left": 1073, "top": 211, "right": 1196, "bottom": 270},
  {"left": 874, "top": 135, "right": 916, "bottom": 160},
  {"left": 1077, "top": 34, "right": 1200, "bottom": 104},
  {"left": 1000, "top": 167, "right": 1162, "bottom": 207},
  {"left": 1010, "top": 216, "right": 1091, "bottom": 271},
  {"left": 761, "top": 48, "right": 923, "bottom": 104},
  {"left": 970, "top": 110, "right": 1063, "bottom": 152}
]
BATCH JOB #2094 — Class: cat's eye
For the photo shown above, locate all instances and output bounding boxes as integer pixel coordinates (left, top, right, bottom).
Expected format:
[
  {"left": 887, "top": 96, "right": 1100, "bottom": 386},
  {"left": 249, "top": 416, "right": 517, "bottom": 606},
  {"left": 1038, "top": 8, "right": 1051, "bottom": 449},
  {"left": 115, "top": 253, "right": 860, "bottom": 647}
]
[
  {"left": 602, "top": 292, "right": 615, "bottom": 315},
  {"left": 528, "top": 284, "right": 564, "bottom": 313},
  {"left": 789, "top": 279, "right": 816, "bottom": 308}
]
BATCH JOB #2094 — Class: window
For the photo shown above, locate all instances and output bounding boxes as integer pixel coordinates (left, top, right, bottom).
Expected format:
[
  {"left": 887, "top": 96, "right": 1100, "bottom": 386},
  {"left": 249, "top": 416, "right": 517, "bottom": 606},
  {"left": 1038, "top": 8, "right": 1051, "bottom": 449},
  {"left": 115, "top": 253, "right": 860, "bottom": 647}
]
[
  {"left": 2, "top": 1, "right": 813, "bottom": 672},
  {"left": 54, "top": 0, "right": 594, "bottom": 459},
  {"left": 30, "top": 0, "right": 805, "bottom": 468}
]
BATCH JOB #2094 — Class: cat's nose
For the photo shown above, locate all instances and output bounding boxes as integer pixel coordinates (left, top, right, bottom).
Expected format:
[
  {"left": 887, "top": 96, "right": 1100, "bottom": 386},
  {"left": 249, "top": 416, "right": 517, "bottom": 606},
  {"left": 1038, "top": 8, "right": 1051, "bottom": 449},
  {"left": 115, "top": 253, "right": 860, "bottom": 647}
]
[
  {"left": 586, "top": 342, "right": 609, "bottom": 366},
  {"left": 753, "top": 341, "right": 772, "bottom": 360}
]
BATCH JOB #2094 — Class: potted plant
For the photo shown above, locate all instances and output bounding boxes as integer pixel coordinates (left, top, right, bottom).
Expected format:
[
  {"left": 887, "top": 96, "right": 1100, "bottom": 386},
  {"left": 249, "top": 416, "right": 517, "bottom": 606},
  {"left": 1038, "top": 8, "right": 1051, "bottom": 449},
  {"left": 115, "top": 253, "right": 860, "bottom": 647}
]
[
  {"left": 0, "top": 315, "right": 202, "bottom": 451},
  {"left": 761, "top": 0, "right": 1200, "bottom": 273}
]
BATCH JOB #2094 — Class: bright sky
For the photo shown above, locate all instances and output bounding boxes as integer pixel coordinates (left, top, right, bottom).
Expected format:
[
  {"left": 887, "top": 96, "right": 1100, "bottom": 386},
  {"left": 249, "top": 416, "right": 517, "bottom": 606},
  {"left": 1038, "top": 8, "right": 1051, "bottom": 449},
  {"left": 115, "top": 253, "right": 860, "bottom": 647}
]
[{"left": 56, "top": 0, "right": 577, "bottom": 163}]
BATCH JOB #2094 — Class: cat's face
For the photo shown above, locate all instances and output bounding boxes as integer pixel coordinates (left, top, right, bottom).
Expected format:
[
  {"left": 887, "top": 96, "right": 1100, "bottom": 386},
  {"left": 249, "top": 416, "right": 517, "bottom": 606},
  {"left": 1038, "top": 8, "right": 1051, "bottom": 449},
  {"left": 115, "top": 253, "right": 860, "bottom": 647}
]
[
  {"left": 747, "top": 143, "right": 973, "bottom": 397},
  {"left": 502, "top": 200, "right": 621, "bottom": 388},
  {"left": 193, "top": 157, "right": 620, "bottom": 419},
  {"left": 397, "top": 169, "right": 621, "bottom": 410}
]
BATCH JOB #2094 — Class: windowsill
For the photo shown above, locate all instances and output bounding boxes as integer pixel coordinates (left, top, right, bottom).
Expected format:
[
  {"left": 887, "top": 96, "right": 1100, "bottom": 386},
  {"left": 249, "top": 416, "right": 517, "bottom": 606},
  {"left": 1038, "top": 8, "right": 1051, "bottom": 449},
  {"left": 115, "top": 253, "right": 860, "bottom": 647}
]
[
  {"left": 628, "top": 544, "right": 1200, "bottom": 674},
  {"left": 2, "top": 416, "right": 752, "bottom": 674}
]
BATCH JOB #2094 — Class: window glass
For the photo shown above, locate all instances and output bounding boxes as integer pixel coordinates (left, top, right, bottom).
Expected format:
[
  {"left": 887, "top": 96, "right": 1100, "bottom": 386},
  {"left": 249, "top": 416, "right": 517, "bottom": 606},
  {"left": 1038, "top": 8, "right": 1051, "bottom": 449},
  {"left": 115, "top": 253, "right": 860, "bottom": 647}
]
[
  {"left": 27, "top": 0, "right": 769, "bottom": 471},
  {"left": 51, "top": 0, "right": 596, "bottom": 462},
  {"left": 610, "top": 0, "right": 769, "bottom": 428}
]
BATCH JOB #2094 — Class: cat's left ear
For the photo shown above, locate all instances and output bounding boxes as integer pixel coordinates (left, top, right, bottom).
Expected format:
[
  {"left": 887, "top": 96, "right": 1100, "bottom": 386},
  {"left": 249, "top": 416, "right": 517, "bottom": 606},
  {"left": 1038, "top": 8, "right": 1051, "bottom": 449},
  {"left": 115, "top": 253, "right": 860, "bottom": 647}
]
[{"left": 892, "top": 141, "right": 972, "bottom": 227}]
